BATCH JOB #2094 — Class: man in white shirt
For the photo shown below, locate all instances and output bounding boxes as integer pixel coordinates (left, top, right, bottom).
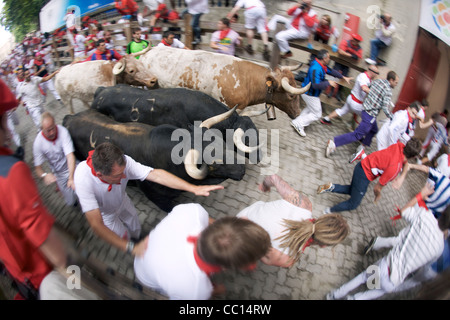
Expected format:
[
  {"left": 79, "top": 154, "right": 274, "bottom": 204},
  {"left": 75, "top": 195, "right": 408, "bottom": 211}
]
[
  {"left": 210, "top": 17, "right": 242, "bottom": 56},
  {"left": 376, "top": 101, "right": 420, "bottom": 151},
  {"left": 74, "top": 142, "right": 223, "bottom": 257},
  {"left": 33, "top": 112, "right": 77, "bottom": 206},
  {"left": 321, "top": 66, "right": 379, "bottom": 125},
  {"left": 64, "top": 8, "right": 77, "bottom": 46},
  {"left": 327, "top": 183, "right": 448, "bottom": 300},
  {"left": 16, "top": 68, "right": 59, "bottom": 129},
  {"left": 227, "top": 0, "right": 270, "bottom": 59},
  {"left": 185, "top": 0, "right": 209, "bottom": 45},
  {"left": 134, "top": 203, "right": 270, "bottom": 299},
  {"left": 365, "top": 13, "right": 396, "bottom": 66},
  {"left": 157, "top": 31, "right": 188, "bottom": 49}
]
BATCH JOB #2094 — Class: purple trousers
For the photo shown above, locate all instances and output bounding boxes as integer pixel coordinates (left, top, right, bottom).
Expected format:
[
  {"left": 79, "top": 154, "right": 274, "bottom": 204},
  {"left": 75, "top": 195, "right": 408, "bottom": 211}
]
[{"left": 334, "top": 111, "right": 378, "bottom": 147}]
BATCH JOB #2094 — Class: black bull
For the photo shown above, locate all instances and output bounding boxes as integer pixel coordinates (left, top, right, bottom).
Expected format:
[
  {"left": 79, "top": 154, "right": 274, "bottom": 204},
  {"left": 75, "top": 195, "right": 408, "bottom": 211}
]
[
  {"left": 91, "top": 85, "right": 263, "bottom": 162},
  {"left": 63, "top": 109, "right": 246, "bottom": 212}
]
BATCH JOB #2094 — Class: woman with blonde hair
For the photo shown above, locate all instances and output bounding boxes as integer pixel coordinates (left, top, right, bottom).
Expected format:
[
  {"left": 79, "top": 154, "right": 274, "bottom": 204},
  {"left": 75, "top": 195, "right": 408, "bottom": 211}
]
[{"left": 237, "top": 174, "right": 349, "bottom": 267}]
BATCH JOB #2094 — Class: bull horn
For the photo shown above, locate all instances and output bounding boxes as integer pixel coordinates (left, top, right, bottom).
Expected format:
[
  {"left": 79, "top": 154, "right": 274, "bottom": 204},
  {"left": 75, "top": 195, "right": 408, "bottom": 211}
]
[
  {"left": 199, "top": 105, "right": 238, "bottom": 129},
  {"left": 239, "top": 105, "right": 270, "bottom": 117},
  {"left": 281, "top": 63, "right": 303, "bottom": 72},
  {"left": 184, "top": 149, "right": 208, "bottom": 180},
  {"left": 233, "top": 128, "right": 262, "bottom": 153},
  {"left": 112, "top": 60, "right": 126, "bottom": 75},
  {"left": 281, "top": 77, "right": 311, "bottom": 95},
  {"left": 130, "top": 45, "right": 151, "bottom": 58}
]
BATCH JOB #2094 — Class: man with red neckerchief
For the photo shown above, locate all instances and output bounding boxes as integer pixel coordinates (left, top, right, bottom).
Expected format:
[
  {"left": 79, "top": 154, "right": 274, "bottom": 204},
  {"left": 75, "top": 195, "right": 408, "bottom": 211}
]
[
  {"left": 210, "top": 17, "right": 241, "bottom": 56},
  {"left": 83, "top": 39, "right": 123, "bottom": 62},
  {"left": 33, "top": 111, "right": 77, "bottom": 206},
  {"left": 74, "top": 142, "right": 224, "bottom": 258},
  {"left": 134, "top": 203, "right": 270, "bottom": 299},
  {"left": 0, "top": 79, "right": 99, "bottom": 300}
]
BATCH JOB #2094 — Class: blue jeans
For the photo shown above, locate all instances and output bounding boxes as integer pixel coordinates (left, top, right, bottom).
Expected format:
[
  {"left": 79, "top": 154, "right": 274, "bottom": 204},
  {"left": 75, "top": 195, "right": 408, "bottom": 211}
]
[
  {"left": 330, "top": 162, "right": 371, "bottom": 212},
  {"left": 191, "top": 13, "right": 203, "bottom": 41},
  {"left": 370, "top": 38, "right": 388, "bottom": 61}
]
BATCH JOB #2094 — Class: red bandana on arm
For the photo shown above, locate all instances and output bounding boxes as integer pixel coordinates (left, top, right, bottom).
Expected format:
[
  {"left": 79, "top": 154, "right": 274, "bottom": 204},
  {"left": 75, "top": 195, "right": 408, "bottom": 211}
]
[{"left": 86, "top": 150, "right": 118, "bottom": 192}]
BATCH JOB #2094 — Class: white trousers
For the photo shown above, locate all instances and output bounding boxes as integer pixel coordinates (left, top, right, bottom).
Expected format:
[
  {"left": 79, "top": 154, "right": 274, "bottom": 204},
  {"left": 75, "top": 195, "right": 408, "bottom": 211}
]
[
  {"left": 28, "top": 105, "right": 44, "bottom": 130},
  {"left": 336, "top": 95, "right": 363, "bottom": 117},
  {"left": 102, "top": 195, "right": 141, "bottom": 240},
  {"left": 55, "top": 169, "right": 77, "bottom": 206},
  {"left": 39, "top": 270, "right": 101, "bottom": 300},
  {"left": 6, "top": 110, "right": 21, "bottom": 147},
  {"left": 332, "top": 257, "right": 396, "bottom": 300},
  {"left": 244, "top": 7, "right": 267, "bottom": 34},
  {"left": 292, "top": 94, "right": 322, "bottom": 128},
  {"left": 40, "top": 78, "right": 61, "bottom": 100},
  {"left": 275, "top": 25, "right": 310, "bottom": 53}
]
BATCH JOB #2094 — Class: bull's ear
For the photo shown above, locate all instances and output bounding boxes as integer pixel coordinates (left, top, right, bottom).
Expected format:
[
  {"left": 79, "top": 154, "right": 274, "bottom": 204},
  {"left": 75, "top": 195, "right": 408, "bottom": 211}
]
[{"left": 266, "top": 74, "right": 279, "bottom": 89}]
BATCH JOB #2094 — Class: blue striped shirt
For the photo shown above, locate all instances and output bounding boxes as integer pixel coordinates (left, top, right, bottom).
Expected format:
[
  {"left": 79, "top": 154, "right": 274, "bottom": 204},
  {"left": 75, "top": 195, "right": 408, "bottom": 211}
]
[{"left": 426, "top": 167, "right": 450, "bottom": 218}]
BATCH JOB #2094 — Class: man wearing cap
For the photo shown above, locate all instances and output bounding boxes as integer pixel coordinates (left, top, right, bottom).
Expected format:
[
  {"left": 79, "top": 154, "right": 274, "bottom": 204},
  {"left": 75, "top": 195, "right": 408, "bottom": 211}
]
[
  {"left": 0, "top": 79, "right": 99, "bottom": 300},
  {"left": 328, "top": 33, "right": 363, "bottom": 102},
  {"left": 321, "top": 65, "right": 379, "bottom": 125}
]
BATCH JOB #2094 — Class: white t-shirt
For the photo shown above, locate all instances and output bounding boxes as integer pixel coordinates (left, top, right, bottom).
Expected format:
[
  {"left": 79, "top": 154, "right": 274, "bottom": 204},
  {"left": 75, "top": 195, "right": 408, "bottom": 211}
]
[
  {"left": 185, "top": 0, "right": 209, "bottom": 14},
  {"left": 237, "top": 199, "right": 312, "bottom": 254},
  {"left": 377, "top": 109, "right": 412, "bottom": 150},
  {"left": 351, "top": 71, "right": 371, "bottom": 103},
  {"left": 235, "top": 0, "right": 265, "bottom": 9},
  {"left": 33, "top": 125, "right": 75, "bottom": 173},
  {"left": 16, "top": 76, "right": 44, "bottom": 108},
  {"left": 210, "top": 29, "right": 241, "bottom": 56},
  {"left": 74, "top": 155, "right": 152, "bottom": 215},
  {"left": 134, "top": 203, "right": 213, "bottom": 300},
  {"left": 156, "top": 38, "right": 185, "bottom": 49},
  {"left": 64, "top": 13, "right": 77, "bottom": 29}
]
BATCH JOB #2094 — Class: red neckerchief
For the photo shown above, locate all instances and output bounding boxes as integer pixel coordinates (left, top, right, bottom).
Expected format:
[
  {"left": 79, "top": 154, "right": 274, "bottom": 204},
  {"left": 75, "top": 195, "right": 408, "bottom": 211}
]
[
  {"left": 219, "top": 28, "right": 231, "bottom": 40},
  {"left": 315, "top": 58, "right": 328, "bottom": 73},
  {"left": 302, "top": 219, "right": 316, "bottom": 252},
  {"left": 41, "top": 126, "right": 58, "bottom": 145},
  {"left": 0, "top": 146, "right": 14, "bottom": 156},
  {"left": 187, "top": 235, "right": 222, "bottom": 276},
  {"left": 161, "top": 39, "right": 171, "bottom": 46},
  {"left": 86, "top": 150, "right": 118, "bottom": 192}
]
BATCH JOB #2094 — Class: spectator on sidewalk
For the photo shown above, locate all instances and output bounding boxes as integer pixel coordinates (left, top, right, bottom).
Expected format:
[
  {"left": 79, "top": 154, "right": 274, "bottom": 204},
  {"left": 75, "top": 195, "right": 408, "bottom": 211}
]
[{"left": 365, "top": 13, "right": 396, "bottom": 66}]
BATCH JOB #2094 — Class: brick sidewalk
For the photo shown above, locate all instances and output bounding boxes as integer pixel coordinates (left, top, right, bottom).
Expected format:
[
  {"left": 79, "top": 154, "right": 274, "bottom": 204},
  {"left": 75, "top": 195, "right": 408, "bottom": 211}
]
[{"left": 2, "top": 88, "right": 428, "bottom": 300}]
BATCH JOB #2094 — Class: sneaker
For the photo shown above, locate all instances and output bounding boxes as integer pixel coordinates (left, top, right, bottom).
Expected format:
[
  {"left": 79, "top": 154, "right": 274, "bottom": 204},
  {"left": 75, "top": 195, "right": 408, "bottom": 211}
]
[
  {"left": 245, "top": 44, "right": 254, "bottom": 54},
  {"left": 317, "top": 182, "right": 334, "bottom": 194},
  {"left": 322, "top": 207, "right": 332, "bottom": 214},
  {"left": 365, "top": 58, "right": 376, "bottom": 65},
  {"left": 325, "top": 139, "right": 336, "bottom": 158},
  {"left": 320, "top": 117, "right": 332, "bottom": 125},
  {"left": 349, "top": 147, "right": 365, "bottom": 164},
  {"left": 291, "top": 122, "right": 306, "bottom": 137},
  {"left": 326, "top": 291, "right": 337, "bottom": 300},
  {"left": 363, "top": 237, "right": 377, "bottom": 255},
  {"left": 281, "top": 51, "right": 293, "bottom": 59}
]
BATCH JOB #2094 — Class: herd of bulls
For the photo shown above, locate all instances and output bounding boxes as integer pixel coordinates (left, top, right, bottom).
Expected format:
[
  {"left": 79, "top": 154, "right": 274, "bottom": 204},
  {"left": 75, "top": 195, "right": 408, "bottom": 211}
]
[{"left": 57, "top": 46, "right": 310, "bottom": 212}]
